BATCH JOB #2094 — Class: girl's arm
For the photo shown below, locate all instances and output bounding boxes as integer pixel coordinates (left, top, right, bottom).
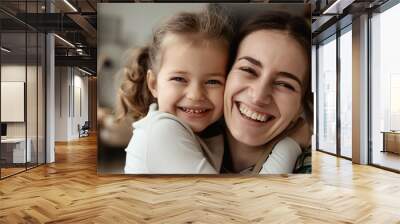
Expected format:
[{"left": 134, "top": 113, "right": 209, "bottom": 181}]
[
  {"left": 259, "top": 118, "right": 311, "bottom": 174},
  {"left": 145, "top": 115, "right": 217, "bottom": 174},
  {"left": 259, "top": 137, "right": 302, "bottom": 174}
]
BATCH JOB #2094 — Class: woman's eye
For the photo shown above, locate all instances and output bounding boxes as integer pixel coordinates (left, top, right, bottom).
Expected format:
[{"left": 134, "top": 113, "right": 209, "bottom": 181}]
[
  {"left": 275, "top": 82, "right": 295, "bottom": 91},
  {"left": 238, "top": 66, "right": 257, "bottom": 76},
  {"left": 170, "top": 77, "right": 186, "bottom": 83},
  {"left": 206, "top": 80, "right": 223, "bottom": 85}
]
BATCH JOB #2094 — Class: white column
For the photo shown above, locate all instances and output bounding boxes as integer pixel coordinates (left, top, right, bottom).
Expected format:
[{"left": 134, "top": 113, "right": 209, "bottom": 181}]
[
  {"left": 46, "top": 33, "right": 55, "bottom": 163},
  {"left": 46, "top": 1, "right": 55, "bottom": 163}
]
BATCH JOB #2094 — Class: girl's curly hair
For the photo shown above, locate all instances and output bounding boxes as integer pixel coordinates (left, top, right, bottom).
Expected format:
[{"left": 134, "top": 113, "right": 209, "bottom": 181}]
[{"left": 116, "top": 5, "right": 233, "bottom": 121}]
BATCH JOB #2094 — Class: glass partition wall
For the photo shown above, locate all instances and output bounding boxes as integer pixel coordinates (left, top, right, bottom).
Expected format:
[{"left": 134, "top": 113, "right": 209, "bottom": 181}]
[
  {"left": 0, "top": 30, "right": 27, "bottom": 177},
  {"left": 316, "top": 0, "right": 400, "bottom": 171},
  {"left": 317, "top": 35, "right": 337, "bottom": 155},
  {"left": 316, "top": 25, "right": 353, "bottom": 159},
  {"left": 370, "top": 2, "right": 400, "bottom": 171},
  {"left": 339, "top": 26, "right": 352, "bottom": 159},
  {"left": 0, "top": 2, "right": 46, "bottom": 179}
]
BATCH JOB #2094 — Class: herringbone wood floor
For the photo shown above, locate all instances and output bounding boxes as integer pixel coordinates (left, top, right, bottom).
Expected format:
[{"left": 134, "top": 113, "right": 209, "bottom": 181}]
[{"left": 1, "top": 135, "right": 400, "bottom": 223}]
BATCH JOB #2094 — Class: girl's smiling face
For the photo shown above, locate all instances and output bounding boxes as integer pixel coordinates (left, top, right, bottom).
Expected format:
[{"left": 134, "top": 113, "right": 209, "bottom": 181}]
[
  {"left": 148, "top": 34, "right": 228, "bottom": 133},
  {"left": 224, "top": 29, "right": 308, "bottom": 146}
]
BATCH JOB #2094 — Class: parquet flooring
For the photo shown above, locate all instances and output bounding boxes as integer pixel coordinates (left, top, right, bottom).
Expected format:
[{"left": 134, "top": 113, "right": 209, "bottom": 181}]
[
  {"left": 1, "top": 163, "right": 44, "bottom": 178},
  {"left": 1, "top": 167, "right": 25, "bottom": 178},
  {"left": 373, "top": 150, "right": 400, "bottom": 171},
  {"left": 1, "top": 135, "right": 400, "bottom": 223}
]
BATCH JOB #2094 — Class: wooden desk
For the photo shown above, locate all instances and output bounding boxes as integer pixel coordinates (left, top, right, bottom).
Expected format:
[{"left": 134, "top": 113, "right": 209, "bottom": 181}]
[
  {"left": 382, "top": 131, "right": 400, "bottom": 154},
  {"left": 1, "top": 138, "right": 32, "bottom": 163}
]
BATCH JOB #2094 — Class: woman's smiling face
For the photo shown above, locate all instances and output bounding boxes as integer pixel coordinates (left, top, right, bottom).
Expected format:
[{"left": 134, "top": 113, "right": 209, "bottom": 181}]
[{"left": 224, "top": 29, "right": 308, "bottom": 146}]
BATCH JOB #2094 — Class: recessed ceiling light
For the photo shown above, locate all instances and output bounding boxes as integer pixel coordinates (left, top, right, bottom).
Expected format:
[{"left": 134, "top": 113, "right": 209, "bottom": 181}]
[
  {"left": 1, "top": 47, "right": 11, "bottom": 53},
  {"left": 323, "top": 0, "right": 354, "bottom": 15},
  {"left": 54, "top": 34, "right": 75, "bottom": 48},
  {"left": 77, "top": 67, "right": 93, "bottom": 76},
  {"left": 63, "top": 0, "right": 78, "bottom": 12}
]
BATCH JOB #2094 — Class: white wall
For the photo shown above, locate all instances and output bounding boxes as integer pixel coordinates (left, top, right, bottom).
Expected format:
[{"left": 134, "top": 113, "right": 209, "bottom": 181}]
[
  {"left": 1, "top": 63, "right": 46, "bottom": 164},
  {"left": 1, "top": 66, "right": 26, "bottom": 135},
  {"left": 71, "top": 72, "right": 89, "bottom": 138},
  {"left": 1, "top": 65, "right": 36, "bottom": 138},
  {"left": 55, "top": 67, "right": 69, "bottom": 141},
  {"left": 54, "top": 67, "right": 89, "bottom": 141},
  {"left": 74, "top": 73, "right": 89, "bottom": 121}
]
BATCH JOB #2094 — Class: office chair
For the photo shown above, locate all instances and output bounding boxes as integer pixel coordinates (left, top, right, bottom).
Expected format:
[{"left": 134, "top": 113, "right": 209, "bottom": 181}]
[{"left": 79, "top": 121, "right": 90, "bottom": 138}]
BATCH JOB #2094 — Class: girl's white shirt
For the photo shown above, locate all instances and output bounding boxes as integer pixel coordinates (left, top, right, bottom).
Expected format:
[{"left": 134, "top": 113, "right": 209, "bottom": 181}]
[
  {"left": 260, "top": 137, "right": 302, "bottom": 174},
  {"left": 124, "top": 103, "right": 222, "bottom": 174}
]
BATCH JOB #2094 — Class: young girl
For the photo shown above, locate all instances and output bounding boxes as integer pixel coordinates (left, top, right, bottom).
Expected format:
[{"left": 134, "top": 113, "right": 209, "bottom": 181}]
[{"left": 119, "top": 6, "right": 233, "bottom": 174}]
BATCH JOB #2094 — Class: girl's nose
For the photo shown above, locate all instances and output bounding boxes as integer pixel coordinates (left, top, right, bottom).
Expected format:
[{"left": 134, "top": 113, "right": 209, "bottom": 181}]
[{"left": 186, "top": 83, "right": 206, "bottom": 101}]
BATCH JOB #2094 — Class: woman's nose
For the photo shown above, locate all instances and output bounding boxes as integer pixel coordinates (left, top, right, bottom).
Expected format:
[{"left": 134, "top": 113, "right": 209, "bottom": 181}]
[
  {"left": 249, "top": 81, "right": 273, "bottom": 105},
  {"left": 186, "top": 83, "right": 206, "bottom": 101}
]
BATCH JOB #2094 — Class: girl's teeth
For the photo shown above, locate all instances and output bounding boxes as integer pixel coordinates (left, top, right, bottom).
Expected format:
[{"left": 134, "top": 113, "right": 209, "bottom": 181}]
[{"left": 182, "top": 107, "right": 207, "bottom": 114}]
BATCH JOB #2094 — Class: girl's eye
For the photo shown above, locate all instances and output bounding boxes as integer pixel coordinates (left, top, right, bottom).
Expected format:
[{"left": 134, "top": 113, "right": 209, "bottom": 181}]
[
  {"left": 275, "top": 82, "right": 296, "bottom": 91},
  {"left": 205, "top": 80, "right": 223, "bottom": 85},
  {"left": 238, "top": 66, "right": 257, "bottom": 76},
  {"left": 170, "top": 77, "right": 186, "bottom": 83}
]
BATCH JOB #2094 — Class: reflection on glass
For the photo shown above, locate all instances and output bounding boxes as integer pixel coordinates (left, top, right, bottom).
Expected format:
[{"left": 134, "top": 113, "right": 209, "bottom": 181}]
[
  {"left": 340, "top": 29, "right": 352, "bottom": 158},
  {"left": 371, "top": 3, "right": 400, "bottom": 171},
  {"left": 318, "top": 36, "right": 337, "bottom": 154},
  {"left": 0, "top": 1, "right": 46, "bottom": 179},
  {"left": 390, "top": 75, "right": 400, "bottom": 130},
  {"left": 1, "top": 32, "right": 27, "bottom": 177}
]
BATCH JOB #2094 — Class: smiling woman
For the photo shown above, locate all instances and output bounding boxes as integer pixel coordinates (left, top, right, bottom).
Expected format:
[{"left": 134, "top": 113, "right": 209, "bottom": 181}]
[
  {"left": 225, "top": 30, "right": 307, "bottom": 146},
  {"left": 222, "top": 12, "right": 312, "bottom": 174}
]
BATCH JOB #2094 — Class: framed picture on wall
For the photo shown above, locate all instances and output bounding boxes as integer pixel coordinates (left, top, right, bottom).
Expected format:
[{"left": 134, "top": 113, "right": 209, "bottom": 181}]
[{"left": 1, "top": 81, "right": 25, "bottom": 122}]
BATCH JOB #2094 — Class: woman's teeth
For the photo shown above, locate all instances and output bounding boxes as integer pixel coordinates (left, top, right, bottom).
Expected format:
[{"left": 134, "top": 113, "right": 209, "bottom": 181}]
[
  {"left": 238, "top": 103, "right": 270, "bottom": 122},
  {"left": 180, "top": 107, "right": 208, "bottom": 114}
]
